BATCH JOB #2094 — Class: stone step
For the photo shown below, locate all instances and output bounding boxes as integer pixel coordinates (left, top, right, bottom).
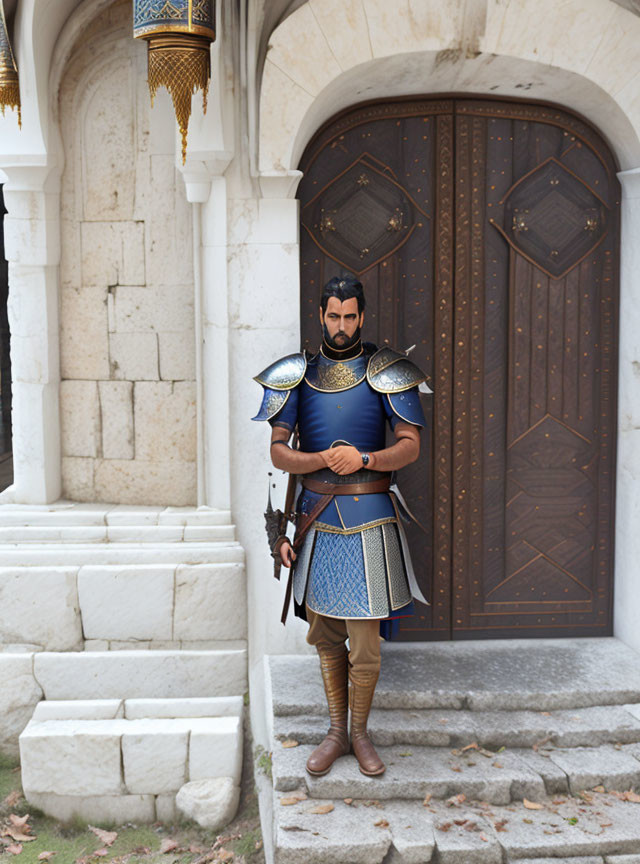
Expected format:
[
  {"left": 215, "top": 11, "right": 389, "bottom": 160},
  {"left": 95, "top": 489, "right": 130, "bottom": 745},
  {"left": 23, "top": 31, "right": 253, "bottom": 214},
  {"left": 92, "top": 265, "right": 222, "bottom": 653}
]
[
  {"left": 0, "top": 523, "right": 236, "bottom": 543},
  {"left": 273, "top": 739, "right": 640, "bottom": 803},
  {"left": 269, "top": 639, "right": 640, "bottom": 714},
  {"left": 274, "top": 703, "right": 640, "bottom": 750},
  {"left": 20, "top": 696, "right": 244, "bottom": 823},
  {"left": 32, "top": 647, "right": 247, "bottom": 700},
  {"left": 271, "top": 788, "right": 640, "bottom": 863},
  {"left": 0, "top": 541, "right": 244, "bottom": 566},
  {"left": 0, "top": 503, "right": 232, "bottom": 527}
]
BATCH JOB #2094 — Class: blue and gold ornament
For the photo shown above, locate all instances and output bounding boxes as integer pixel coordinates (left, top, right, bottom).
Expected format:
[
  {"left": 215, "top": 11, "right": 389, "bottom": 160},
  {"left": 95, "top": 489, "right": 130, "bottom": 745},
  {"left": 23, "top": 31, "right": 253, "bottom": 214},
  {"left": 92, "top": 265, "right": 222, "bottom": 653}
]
[
  {"left": 0, "top": 0, "right": 20, "bottom": 126},
  {"left": 133, "top": 0, "right": 216, "bottom": 162}
]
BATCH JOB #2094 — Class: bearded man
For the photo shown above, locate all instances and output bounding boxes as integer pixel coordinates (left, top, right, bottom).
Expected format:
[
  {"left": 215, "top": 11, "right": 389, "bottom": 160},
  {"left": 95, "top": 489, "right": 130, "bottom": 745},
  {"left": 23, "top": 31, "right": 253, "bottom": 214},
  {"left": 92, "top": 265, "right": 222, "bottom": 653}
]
[{"left": 253, "top": 275, "right": 430, "bottom": 778}]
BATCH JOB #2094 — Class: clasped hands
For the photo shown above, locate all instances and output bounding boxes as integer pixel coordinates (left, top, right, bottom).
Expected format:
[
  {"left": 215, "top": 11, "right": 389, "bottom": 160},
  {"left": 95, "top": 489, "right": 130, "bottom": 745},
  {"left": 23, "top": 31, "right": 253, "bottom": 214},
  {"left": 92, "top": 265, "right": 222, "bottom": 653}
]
[{"left": 279, "top": 445, "right": 365, "bottom": 569}]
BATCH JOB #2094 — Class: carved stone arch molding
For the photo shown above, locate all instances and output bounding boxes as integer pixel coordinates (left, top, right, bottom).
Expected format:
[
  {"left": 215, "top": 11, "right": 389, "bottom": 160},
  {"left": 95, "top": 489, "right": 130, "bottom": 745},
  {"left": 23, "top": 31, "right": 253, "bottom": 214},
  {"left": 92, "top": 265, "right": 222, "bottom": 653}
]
[{"left": 258, "top": 0, "right": 640, "bottom": 179}]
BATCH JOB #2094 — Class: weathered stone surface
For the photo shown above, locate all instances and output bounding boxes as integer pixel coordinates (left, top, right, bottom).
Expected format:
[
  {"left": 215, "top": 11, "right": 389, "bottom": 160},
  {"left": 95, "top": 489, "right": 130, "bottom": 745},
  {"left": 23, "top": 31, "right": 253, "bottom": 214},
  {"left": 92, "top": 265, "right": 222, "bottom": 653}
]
[
  {"left": 494, "top": 794, "right": 640, "bottom": 858},
  {"left": 122, "top": 719, "right": 188, "bottom": 793},
  {"left": 189, "top": 717, "right": 243, "bottom": 784},
  {"left": 511, "top": 748, "right": 570, "bottom": 794},
  {"left": 158, "top": 331, "right": 195, "bottom": 381},
  {"left": 61, "top": 456, "right": 96, "bottom": 501},
  {"left": 513, "top": 859, "right": 604, "bottom": 864},
  {"left": 134, "top": 381, "right": 196, "bottom": 462},
  {"left": 273, "top": 795, "right": 391, "bottom": 864},
  {"left": 124, "top": 696, "right": 243, "bottom": 720},
  {"left": 305, "top": 745, "right": 545, "bottom": 805},
  {"left": 32, "top": 699, "right": 124, "bottom": 722},
  {"left": 155, "top": 793, "right": 177, "bottom": 823},
  {"left": 272, "top": 741, "right": 308, "bottom": 792},
  {"left": 382, "top": 800, "right": 436, "bottom": 864},
  {"left": 430, "top": 804, "right": 501, "bottom": 864},
  {"left": 33, "top": 649, "right": 247, "bottom": 699},
  {"left": 110, "top": 331, "right": 159, "bottom": 381},
  {"left": 0, "top": 654, "right": 43, "bottom": 758},
  {"left": 548, "top": 745, "right": 640, "bottom": 792},
  {"left": 176, "top": 778, "right": 240, "bottom": 829},
  {"left": 0, "top": 567, "right": 82, "bottom": 651},
  {"left": 270, "top": 640, "right": 640, "bottom": 715},
  {"left": 606, "top": 856, "right": 640, "bottom": 863},
  {"left": 20, "top": 719, "right": 123, "bottom": 795},
  {"left": 174, "top": 564, "right": 247, "bottom": 641},
  {"left": 99, "top": 381, "right": 134, "bottom": 459},
  {"left": 94, "top": 456, "right": 197, "bottom": 506},
  {"left": 77, "top": 565, "right": 174, "bottom": 641},
  {"left": 60, "top": 380, "right": 101, "bottom": 458},
  {"left": 60, "top": 284, "right": 110, "bottom": 380},
  {"left": 274, "top": 703, "right": 640, "bottom": 750},
  {"left": 81, "top": 221, "right": 145, "bottom": 287},
  {"left": 25, "top": 792, "right": 156, "bottom": 824}
]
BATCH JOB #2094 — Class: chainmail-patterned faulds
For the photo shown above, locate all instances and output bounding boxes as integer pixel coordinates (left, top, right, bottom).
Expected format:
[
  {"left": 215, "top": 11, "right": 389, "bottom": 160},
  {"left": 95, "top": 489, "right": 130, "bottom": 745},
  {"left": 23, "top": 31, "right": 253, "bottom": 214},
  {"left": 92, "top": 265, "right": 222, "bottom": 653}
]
[
  {"left": 133, "top": 0, "right": 216, "bottom": 163},
  {"left": 0, "top": 1, "right": 20, "bottom": 126}
]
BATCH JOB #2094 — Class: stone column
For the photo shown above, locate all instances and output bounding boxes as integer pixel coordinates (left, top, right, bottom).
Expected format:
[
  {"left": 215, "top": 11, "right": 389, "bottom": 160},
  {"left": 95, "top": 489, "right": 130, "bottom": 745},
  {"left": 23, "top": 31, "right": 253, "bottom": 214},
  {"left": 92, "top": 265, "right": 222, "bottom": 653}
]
[
  {"left": 0, "top": 166, "right": 62, "bottom": 503},
  {"left": 182, "top": 160, "right": 232, "bottom": 510},
  {"left": 613, "top": 166, "right": 640, "bottom": 653}
]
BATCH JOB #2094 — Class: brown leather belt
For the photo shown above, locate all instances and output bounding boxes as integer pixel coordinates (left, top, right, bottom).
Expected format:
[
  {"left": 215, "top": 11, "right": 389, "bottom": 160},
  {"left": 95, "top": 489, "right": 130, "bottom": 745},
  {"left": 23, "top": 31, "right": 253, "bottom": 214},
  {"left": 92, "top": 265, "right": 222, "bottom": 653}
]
[{"left": 302, "top": 476, "right": 391, "bottom": 496}]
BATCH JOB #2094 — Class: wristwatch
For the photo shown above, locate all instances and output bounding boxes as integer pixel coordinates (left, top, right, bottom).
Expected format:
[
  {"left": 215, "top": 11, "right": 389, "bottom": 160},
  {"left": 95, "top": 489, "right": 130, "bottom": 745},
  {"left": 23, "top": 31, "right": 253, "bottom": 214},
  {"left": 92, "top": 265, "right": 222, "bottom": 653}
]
[{"left": 361, "top": 452, "right": 370, "bottom": 467}]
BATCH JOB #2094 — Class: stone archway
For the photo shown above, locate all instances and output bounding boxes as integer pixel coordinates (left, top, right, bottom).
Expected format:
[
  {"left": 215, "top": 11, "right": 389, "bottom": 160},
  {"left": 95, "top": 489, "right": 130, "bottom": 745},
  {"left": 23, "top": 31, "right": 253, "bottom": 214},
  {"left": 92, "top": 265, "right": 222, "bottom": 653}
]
[{"left": 252, "top": 0, "right": 640, "bottom": 654}]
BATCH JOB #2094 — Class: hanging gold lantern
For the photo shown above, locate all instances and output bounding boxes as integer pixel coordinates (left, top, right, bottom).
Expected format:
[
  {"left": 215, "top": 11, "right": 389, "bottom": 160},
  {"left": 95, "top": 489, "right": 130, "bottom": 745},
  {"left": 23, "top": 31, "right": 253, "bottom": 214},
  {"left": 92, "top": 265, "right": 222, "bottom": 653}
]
[
  {"left": 134, "top": 1, "right": 216, "bottom": 163},
  {"left": 0, "top": 0, "right": 20, "bottom": 126}
]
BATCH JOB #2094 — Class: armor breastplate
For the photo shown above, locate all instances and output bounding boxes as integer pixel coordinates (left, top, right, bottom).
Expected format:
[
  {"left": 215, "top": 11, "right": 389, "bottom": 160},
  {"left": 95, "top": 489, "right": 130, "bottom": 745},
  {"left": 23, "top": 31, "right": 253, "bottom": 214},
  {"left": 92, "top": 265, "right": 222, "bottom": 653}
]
[{"left": 297, "top": 351, "right": 387, "bottom": 453}]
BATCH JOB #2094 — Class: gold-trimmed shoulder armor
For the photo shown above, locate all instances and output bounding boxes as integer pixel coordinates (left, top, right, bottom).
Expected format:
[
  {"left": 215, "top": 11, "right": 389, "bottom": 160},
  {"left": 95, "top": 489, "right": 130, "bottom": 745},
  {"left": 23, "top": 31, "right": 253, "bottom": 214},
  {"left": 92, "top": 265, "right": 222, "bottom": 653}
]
[
  {"left": 254, "top": 352, "right": 307, "bottom": 391},
  {"left": 366, "top": 347, "right": 428, "bottom": 393}
]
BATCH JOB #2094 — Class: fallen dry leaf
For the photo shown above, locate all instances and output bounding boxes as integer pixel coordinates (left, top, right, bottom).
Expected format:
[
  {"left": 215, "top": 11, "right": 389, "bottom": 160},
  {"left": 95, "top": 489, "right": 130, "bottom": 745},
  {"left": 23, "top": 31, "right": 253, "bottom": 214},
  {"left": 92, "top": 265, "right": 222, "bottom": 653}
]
[
  {"left": 492, "top": 760, "right": 504, "bottom": 769},
  {"left": 343, "top": 798, "right": 353, "bottom": 805},
  {"left": 4, "top": 830, "right": 35, "bottom": 843},
  {"left": 494, "top": 819, "right": 508, "bottom": 832},
  {"left": 446, "top": 793, "right": 466, "bottom": 807},
  {"left": 3, "top": 792, "right": 22, "bottom": 809},
  {"left": 281, "top": 739, "right": 299, "bottom": 749},
  {"left": 218, "top": 850, "right": 234, "bottom": 863},
  {"left": 532, "top": 736, "right": 552, "bottom": 752},
  {"left": 280, "top": 797, "right": 304, "bottom": 806},
  {"left": 309, "top": 803, "right": 334, "bottom": 814},
  {"left": 6, "top": 845, "right": 22, "bottom": 856},
  {"left": 461, "top": 742, "right": 479, "bottom": 752},
  {"left": 160, "top": 838, "right": 179, "bottom": 854},
  {"left": 37, "top": 854, "right": 56, "bottom": 861},
  {"left": 436, "top": 822, "right": 452, "bottom": 832},
  {"left": 450, "top": 766, "right": 462, "bottom": 773},
  {"left": 593, "top": 785, "right": 605, "bottom": 793},
  {"left": 374, "top": 819, "right": 389, "bottom": 828},
  {"left": 8, "top": 815, "right": 30, "bottom": 830},
  {"left": 623, "top": 790, "right": 640, "bottom": 803},
  {"left": 93, "top": 850, "right": 108, "bottom": 858},
  {"left": 87, "top": 826, "right": 117, "bottom": 847},
  {"left": 422, "top": 793, "right": 432, "bottom": 806},
  {"left": 523, "top": 799, "right": 544, "bottom": 810},
  {"left": 479, "top": 833, "right": 489, "bottom": 842}
]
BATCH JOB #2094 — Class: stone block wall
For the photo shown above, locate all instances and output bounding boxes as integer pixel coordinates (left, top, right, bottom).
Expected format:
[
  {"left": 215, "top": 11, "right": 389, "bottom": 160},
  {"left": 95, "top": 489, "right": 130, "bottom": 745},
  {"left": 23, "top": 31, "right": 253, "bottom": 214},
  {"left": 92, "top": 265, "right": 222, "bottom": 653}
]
[{"left": 58, "top": 0, "right": 196, "bottom": 505}]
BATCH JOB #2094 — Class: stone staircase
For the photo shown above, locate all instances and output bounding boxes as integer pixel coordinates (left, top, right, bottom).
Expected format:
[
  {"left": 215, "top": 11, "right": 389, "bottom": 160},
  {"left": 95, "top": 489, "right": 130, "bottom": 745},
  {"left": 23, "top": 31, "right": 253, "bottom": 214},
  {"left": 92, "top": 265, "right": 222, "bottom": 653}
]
[
  {"left": 265, "top": 639, "right": 640, "bottom": 863},
  {"left": 0, "top": 501, "right": 247, "bottom": 822}
]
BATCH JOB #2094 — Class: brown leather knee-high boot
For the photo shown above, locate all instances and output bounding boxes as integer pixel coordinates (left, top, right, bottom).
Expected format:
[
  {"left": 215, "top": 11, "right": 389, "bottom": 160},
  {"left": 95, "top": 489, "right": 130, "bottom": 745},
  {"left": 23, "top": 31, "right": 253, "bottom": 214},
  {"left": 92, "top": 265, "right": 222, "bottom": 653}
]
[
  {"left": 349, "top": 666, "right": 385, "bottom": 776},
  {"left": 306, "top": 644, "right": 350, "bottom": 776}
]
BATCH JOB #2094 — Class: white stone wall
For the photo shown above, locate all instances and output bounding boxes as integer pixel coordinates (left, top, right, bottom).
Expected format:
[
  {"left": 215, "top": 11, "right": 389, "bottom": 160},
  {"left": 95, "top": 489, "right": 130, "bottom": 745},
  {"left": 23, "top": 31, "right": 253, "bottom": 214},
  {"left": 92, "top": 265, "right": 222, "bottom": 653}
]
[{"left": 58, "top": 0, "right": 196, "bottom": 505}]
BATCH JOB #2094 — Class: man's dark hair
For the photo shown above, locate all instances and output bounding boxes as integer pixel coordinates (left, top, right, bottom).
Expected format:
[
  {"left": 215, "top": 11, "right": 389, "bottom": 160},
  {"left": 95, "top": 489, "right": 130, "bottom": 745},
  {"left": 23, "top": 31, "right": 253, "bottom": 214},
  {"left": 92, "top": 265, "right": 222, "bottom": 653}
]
[{"left": 320, "top": 275, "right": 365, "bottom": 314}]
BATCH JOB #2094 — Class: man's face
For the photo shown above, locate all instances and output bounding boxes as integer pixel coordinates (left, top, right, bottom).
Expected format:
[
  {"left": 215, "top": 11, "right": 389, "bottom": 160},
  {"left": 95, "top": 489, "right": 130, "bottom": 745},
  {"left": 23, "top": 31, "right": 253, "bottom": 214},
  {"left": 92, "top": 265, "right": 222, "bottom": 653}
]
[{"left": 319, "top": 296, "right": 364, "bottom": 347}]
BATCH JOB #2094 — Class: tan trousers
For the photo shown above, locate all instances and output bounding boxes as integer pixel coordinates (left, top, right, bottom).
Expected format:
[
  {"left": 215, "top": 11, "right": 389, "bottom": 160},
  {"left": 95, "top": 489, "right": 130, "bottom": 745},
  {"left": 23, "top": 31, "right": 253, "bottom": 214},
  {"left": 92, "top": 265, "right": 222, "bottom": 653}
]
[{"left": 306, "top": 605, "right": 381, "bottom": 673}]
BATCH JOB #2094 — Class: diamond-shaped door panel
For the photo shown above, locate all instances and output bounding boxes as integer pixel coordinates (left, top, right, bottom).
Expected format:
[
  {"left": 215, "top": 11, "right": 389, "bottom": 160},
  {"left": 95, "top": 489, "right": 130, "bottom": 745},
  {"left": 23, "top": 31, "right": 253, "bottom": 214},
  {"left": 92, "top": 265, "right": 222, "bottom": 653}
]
[
  {"left": 501, "top": 158, "right": 608, "bottom": 279},
  {"left": 301, "top": 156, "right": 421, "bottom": 275}
]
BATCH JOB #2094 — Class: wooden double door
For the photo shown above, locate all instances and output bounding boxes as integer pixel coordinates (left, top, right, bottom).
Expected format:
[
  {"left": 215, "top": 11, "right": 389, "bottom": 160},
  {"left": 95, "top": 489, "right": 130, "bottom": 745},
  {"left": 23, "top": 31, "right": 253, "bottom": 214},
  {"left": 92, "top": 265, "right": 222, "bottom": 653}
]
[{"left": 297, "top": 97, "right": 619, "bottom": 641}]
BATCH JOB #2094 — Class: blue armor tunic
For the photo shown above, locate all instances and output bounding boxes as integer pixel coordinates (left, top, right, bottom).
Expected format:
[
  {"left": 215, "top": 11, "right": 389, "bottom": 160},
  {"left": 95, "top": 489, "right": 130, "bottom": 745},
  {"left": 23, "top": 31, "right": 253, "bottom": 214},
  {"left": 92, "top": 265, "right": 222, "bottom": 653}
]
[{"left": 253, "top": 344, "right": 430, "bottom": 621}]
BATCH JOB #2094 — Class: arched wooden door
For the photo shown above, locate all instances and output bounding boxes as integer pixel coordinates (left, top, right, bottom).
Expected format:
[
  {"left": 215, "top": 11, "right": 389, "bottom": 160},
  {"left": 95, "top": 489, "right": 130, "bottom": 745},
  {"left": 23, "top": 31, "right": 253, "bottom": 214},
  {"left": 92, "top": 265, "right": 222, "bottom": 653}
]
[{"left": 298, "top": 97, "right": 619, "bottom": 641}]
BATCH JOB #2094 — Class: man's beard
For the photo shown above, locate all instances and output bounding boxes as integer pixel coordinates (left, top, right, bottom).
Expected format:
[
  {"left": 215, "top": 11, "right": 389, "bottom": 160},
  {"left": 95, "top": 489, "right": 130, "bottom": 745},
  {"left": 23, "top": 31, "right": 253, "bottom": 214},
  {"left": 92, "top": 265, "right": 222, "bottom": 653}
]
[{"left": 322, "top": 324, "right": 361, "bottom": 352}]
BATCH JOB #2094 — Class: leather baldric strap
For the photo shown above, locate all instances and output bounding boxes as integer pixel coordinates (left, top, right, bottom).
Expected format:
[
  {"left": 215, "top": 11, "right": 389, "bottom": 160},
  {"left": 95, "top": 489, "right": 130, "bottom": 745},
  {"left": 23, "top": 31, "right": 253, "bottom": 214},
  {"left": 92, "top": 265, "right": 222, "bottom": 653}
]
[{"left": 302, "top": 476, "right": 391, "bottom": 496}]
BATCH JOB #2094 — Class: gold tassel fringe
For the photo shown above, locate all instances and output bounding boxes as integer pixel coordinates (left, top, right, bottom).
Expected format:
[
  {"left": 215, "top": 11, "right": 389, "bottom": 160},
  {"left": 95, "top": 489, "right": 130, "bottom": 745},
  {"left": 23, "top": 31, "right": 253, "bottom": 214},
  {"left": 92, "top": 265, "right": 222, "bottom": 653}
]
[
  {"left": 147, "top": 34, "right": 210, "bottom": 164},
  {"left": 0, "top": 74, "right": 20, "bottom": 127}
]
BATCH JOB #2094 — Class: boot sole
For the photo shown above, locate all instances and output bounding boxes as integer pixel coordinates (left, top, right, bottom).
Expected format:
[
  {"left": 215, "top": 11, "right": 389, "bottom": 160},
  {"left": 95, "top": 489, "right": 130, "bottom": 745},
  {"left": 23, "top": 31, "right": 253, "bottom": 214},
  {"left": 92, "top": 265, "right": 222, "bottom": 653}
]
[{"left": 358, "top": 765, "right": 385, "bottom": 777}]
